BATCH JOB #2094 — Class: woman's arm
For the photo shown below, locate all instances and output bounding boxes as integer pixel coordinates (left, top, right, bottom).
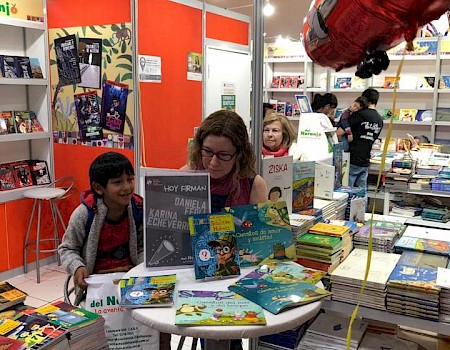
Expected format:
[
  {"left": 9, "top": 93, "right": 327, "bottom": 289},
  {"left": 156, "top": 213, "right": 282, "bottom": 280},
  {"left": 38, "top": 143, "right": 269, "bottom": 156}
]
[{"left": 250, "top": 175, "right": 268, "bottom": 204}]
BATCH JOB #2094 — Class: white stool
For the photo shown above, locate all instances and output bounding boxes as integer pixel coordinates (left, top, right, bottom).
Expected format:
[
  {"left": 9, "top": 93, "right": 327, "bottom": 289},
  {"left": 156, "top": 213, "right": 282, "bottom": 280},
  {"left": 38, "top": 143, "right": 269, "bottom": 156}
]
[{"left": 23, "top": 177, "right": 75, "bottom": 283}]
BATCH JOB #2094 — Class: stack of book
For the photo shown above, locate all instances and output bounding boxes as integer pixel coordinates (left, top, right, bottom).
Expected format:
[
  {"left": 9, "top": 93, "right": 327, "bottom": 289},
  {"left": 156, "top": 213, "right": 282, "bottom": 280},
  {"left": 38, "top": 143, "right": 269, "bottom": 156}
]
[
  {"left": 390, "top": 205, "right": 423, "bottom": 218},
  {"left": 289, "top": 213, "right": 315, "bottom": 239},
  {"left": 335, "top": 186, "right": 366, "bottom": 222},
  {"left": 408, "top": 174, "right": 433, "bottom": 191},
  {"left": 353, "top": 220, "right": 406, "bottom": 253},
  {"left": 0, "top": 281, "right": 27, "bottom": 312},
  {"left": 385, "top": 167, "right": 414, "bottom": 193},
  {"left": 327, "top": 219, "right": 360, "bottom": 236},
  {"left": 394, "top": 225, "right": 450, "bottom": 256},
  {"left": 430, "top": 177, "right": 450, "bottom": 192},
  {"left": 421, "top": 207, "right": 450, "bottom": 223},
  {"left": 437, "top": 267, "right": 450, "bottom": 323},
  {"left": 330, "top": 249, "right": 400, "bottom": 310},
  {"left": 313, "top": 198, "right": 336, "bottom": 221},
  {"left": 416, "top": 164, "right": 443, "bottom": 176},
  {"left": 310, "top": 223, "right": 353, "bottom": 260},
  {"left": 386, "top": 262, "right": 441, "bottom": 321},
  {"left": 332, "top": 191, "right": 349, "bottom": 220},
  {"left": 358, "top": 333, "right": 419, "bottom": 350},
  {"left": 31, "top": 301, "right": 108, "bottom": 350},
  {"left": 297, "top": 311, "right": 368, "bottom": 350}
]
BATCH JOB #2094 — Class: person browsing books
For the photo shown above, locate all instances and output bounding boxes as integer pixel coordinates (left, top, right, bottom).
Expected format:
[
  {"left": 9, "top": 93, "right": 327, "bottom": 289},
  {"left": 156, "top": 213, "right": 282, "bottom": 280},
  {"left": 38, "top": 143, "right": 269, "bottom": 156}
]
[
  {"left": 337, "top": 96, "right": 368, "bottom": 151},
  {"left": 262, "top": 112, "right": 301, "bottom": 160},
  {"left": 311, "top": 93, "right": 338, "bottom": 124},
  {"left": 181, "top": 110, "right": 268, "bottom": 212},
  {"left": 58, "top": 152, "right": 143, "bottom": 302},
  {"left": 336, "top": 88, "right": 383, "bottom": 192}
]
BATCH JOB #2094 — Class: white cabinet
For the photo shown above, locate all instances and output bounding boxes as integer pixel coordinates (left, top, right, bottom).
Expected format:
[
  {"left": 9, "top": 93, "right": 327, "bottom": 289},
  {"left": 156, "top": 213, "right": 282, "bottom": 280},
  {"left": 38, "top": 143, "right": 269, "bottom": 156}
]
[{"left": 0, "top": 8, "right": 53, "bottom": 203}]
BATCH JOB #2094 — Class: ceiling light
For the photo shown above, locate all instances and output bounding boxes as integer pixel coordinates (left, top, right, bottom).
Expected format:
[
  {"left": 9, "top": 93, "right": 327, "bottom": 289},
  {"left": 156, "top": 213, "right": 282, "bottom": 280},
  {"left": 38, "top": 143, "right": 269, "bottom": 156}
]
[{"left": 263, "top": 0, "right": 275, "bottom": 16}]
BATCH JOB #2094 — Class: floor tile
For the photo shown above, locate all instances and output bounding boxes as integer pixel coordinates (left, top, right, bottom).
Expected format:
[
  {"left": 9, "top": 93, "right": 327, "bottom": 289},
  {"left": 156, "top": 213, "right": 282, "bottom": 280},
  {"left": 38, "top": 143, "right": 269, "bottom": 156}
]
[{"left": 25, "top": 296, "right": 49, "bottom": 308}]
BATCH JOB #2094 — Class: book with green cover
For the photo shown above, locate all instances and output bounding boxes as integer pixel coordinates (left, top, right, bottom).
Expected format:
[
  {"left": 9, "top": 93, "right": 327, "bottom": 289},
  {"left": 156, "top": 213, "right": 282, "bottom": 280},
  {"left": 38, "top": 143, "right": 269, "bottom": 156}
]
[
  {"left": 175, "top": 290, "right": 266, "bottom": 326},
  {"left": 297, "top": 233, "right": 342, "bottom": 249},
  {"left": 228, "top": 262, "right": 331, "bottom": 315},
  {"left": 119, "top": 274, "right": 176, "bottom": 308}
]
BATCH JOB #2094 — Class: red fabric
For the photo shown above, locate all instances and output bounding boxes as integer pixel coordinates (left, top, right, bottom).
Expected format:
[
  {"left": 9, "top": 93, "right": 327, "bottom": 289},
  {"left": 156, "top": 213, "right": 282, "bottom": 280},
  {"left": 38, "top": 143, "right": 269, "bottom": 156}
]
[
  {"left": 94, "top": 217, "right": 132, "bottom": 273},
  {"left": 210, "top": 173, "right": 252, "bottom": 207},
  {"left": 261, "top": 146, "right": 288, "bottom": 157}
]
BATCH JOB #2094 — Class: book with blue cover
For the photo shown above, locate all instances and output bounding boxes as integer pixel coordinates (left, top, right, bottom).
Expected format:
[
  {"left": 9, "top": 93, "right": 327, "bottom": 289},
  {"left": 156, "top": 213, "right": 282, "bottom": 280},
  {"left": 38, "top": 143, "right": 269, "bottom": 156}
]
[
  {"left": 119, "top": 274, "right": 176, "bottom": 308},
  {"left": 394, "top": 236, "right": 450, "bottom": 256},
  {"left": 292, "top": 161, "right": 315, "bottom": 213},
  {"left": 228, "top": 263, "right": 331, "bottom": 314},
  {"left": 224, "top": 201, "right": 295, "bottom": 267},
  {"left": 387, "top": 264, "right": 440, "bottom": 293},
  {"left": 188, "top": 213, "right": 240, "bottom": 280},
  {"left": 175, "top": 290, "right": 266, "bottom": 326}
]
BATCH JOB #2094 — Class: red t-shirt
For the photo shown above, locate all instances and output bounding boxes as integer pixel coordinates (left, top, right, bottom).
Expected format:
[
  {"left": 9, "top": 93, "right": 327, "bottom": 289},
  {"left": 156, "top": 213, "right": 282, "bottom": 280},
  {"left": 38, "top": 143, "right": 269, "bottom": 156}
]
[{"left": 93, "top": 216, "right": 133, "bottom": 273}]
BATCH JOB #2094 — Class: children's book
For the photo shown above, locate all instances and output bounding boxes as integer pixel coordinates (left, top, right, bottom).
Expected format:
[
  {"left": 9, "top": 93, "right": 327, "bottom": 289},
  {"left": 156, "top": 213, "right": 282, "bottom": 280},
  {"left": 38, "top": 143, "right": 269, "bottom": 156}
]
[
  {"left": 31, "top": 300, "right": 101, "bottom": 329},
  {"left": 334, "top": 77, "right": 352, "bottom": 89},
  {"left": 78, "top": 38, "right": 102, "bottom": 89},
  {"left": 144, "top": 170, "right": 210, "bottom": 268},
  {"left": 276, "top": 101, "right": 286, "bottom": 115},
  {"left": 351, "top": 76, "right": 365, "bottom": 89},
  {"left": 291, "top": 76, "right": 304, "bottom": 89},
  {"left": 262, "top": 156, "right": 293, "bottom": 213},
  {"left": 293, "top": 103, "right": 301, "bottom": 117},
  {"left": 0, "top": 335, "right": 26, "bottom": 350},
  {"left": 224, "top": 201, "right": 295, "bottom": 267},
  {"left": 314, "top": 162, "right": 335, "bottom": 200},
  {"left": 0, "top": 282, "right": 27, "bottom": 312},
  {"left": 398, "top": 251, "right": 448, "bottom": 269},
  {"left": 29, "top": 58, "right": 43, "bottom": 79},
  {"left": 295, "top": 95, "right": 312, "bottom": 113},
  {"left": 74, "top": 90, "right": 103, "bottom": 142},
  {"left": 388, "top": 264, "right": 440, "bottom": 293},
  {"left": 119, "top": 274, "right": 176, "bottom": 308},
  {"left": 399, "top": 109, "right": 418, "bottom": 122},
  {"left": 13, "top": 111, "right": 32, "bottom": 134},
  {"left": 394, "top": 236, "right": 450, "bottom": 256},
  {"left": 280, "top": 76, "right": 290, "bottom": 88},
  {"left": 292, "top": 161, "right": 315, "bottom": 213},
  {"left": 54, "top": 34, "right": 81, "bottom": 86},
  {"left": 100, "top": 80, "right": 129, "bottom": 134},
  {"left": 383, "top": 76, "right": 399, "bottom": 89},
  {"left": 175, "top": 290, "right": 266, "bottom": 326},
  {"left": 285, "top": 102, "right": 293, "bottom": 117},
  {"left": 189, "top": 212, "right": 239, "bottom": 279},
  {"left": 416, "top": 76, "right": 435, "bottom": 89},
  {"left": 309, "top": 223, "right": 350, "bottom": 238},
  {"left": 439, "top": 76, "right": 450, "bottom": 89},
  {"left": 29, "top": 113, "right": 44, "bottom": 132},
  {"left": 0, "top": 165, "right": 16, "bottom": 191},
  {"left": 297, "top": 233, "right": 342, "bottom": 250},
  {"left": 228, "top": 263, "right": 330, "bottom": 314},
  {"left": 415, "top": 109, "right": 433, "bottom": 122},
  {"left": 271, "top": 76, "right": 281, "bottom": 88},
  {"left": 0, "top": 112, "right": 15, "bottom": 134}
]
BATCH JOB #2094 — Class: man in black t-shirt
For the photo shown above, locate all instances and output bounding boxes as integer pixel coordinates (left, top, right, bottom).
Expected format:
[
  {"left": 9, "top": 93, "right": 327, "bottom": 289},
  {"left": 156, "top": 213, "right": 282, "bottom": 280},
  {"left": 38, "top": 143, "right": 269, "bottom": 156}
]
[{"left": 337, "top": 88, "right": 383, "bottom": 192}]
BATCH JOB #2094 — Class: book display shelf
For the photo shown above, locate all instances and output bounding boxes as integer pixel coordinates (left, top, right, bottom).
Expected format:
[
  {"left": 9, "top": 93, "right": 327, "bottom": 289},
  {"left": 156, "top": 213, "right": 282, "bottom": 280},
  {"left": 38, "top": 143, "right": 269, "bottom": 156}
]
[
  {"left": 0, "top": 1, "right": 53, "bottom": 204},
  {"left": 264, "top": 37, "right": 450, "bottom": 144}
]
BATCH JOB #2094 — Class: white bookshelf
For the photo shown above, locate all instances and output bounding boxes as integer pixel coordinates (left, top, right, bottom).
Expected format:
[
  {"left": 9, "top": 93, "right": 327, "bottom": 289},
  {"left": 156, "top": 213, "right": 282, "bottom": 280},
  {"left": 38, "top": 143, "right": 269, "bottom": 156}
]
[{"left": 0, "top": 0, "right": 53, "bottom": 204}]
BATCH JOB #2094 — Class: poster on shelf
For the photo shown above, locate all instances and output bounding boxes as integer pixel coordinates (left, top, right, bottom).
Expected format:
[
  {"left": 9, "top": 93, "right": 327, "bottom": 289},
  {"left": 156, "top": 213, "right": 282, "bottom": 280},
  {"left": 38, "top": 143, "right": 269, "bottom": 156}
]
[
  {"left": 262, "top": 156, "right": 293, "bottom": 214},
  {"left": 138, "top": 55, "right": 161, "bottom": 83},
  {"left": 143, "top": 170, "right": 210, "bottom": 268},
  {"left": 100, "top": 80, "right": 129, "bottom": 134},
  {"left": 74, "top": 90, "right": 103, "bottom": 142},
  {"left": 54, "top": 34, "right": 81, "bottom": 86},
  {"left": 187, "top": 51, "right": 202, "bottom": 81},
  {"left": 78, "top": 38, "right": 102, "bottom": 89}
]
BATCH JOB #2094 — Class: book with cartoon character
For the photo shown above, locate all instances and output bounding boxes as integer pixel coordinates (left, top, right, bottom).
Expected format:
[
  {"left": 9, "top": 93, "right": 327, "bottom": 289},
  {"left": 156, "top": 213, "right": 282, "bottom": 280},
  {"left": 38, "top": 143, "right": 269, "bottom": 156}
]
[
  {"left": 223, "top": 201, "right": 295, "bottom": 267},
  {"left": 228, "top": 263, "right": 331, "bottom": 314},
  {"left": 292, "top": 161, "right": 315, "bottom": 213},
  {"left": 119, "top": 274, "right": 176, "bottom": 308},
  {"left": 175, "top": 290, "right": 266, "bottom": 326},
  {"left": 188, "top": 213, "right": 240, "bottom": 280}
]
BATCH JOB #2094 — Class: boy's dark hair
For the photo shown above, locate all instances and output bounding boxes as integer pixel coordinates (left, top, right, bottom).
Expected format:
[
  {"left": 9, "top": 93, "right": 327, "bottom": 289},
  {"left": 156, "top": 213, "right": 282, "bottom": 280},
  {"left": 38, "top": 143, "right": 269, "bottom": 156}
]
[
  {"left": 355, "top": 96, "right": 369, "bottom": 109},
  {"left": 263, "top": 103, "right": 274, "bottom": 117},
  {"left": 362, "top": 88, "right": 379, "bottom": 105},
  {"left": 89, "top": 152, "right": 134, "bottom": 196},
  {"left": 311, "top": 93, "right": 338, "bottom": 111}
]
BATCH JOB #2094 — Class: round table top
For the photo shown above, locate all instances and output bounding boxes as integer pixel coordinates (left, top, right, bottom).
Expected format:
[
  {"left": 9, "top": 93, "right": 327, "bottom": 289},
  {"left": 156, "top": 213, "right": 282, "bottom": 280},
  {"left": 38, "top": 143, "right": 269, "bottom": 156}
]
[{"left": 124, "top": 263, "right": 323, "bottom": 340}]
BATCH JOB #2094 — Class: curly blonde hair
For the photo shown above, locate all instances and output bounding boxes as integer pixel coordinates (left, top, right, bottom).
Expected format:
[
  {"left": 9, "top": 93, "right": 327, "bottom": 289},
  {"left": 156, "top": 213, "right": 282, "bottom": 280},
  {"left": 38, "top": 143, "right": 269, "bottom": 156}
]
[{"left": 263, "top": 112, "right": 297, "bottom": 148}]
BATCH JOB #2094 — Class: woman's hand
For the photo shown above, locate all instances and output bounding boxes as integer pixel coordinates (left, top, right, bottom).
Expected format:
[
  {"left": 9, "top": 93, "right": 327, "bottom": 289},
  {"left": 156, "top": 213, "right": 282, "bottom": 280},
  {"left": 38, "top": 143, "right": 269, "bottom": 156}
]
[{"left": 74, "top": 266, "right": 89, "bottom": 290}]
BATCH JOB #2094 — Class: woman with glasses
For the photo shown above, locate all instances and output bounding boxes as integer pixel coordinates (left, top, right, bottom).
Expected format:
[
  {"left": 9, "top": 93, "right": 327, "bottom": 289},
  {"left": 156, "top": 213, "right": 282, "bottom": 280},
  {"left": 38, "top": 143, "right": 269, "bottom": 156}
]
[
  {"left": 262, "top": 112, "right": 300, "bottom": 159},
  {"left": 181, "top": 110, "right": 267, "bottom": 213}
]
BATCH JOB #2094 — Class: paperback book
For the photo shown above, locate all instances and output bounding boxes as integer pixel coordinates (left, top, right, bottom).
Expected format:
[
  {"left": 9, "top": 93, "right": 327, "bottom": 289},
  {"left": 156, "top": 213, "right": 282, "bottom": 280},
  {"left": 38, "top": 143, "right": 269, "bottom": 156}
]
[
  {"left": 292, "top": 161, "right": 315, "bottom": 213},
  {"left": 334, "top": 77, "right": 352, "bottom": 89},
  {"left": 119, "top": 274, "right": 176, "bottom": 307},
  {"left": 100, "top": 80, "right": 129, "bottom": 134},
  {"left": 0, "top": 55, "right": 21, "bottom": 78},
  {"left": 175, "top": 290, "right": 266, "bottom": 326},
  {"left": 399, "top": 109, "right": 418, "bottom": 122},
  {"left": 16, "top": 56, "right": 32, "bottom": 79},
  {"left": 0, "top": 112, "right": 15, "bottom": 134},
  {"left": 383, "top": 76, "right": 399, "bottom": 89},
  {"left": 29, "top": 58, "right": 43, "bottom": 79},
  {"left": 13, "top": 111, "right": 33, "bottom": 134},
  {"left": 74, "top": 90, "right": 103, "bottom": 142},
  {"left": 228, "top": 263, "right": 330, "bottom": 314},
  {"left": 416, "top": 76, "right": 435, "bottom": 89},
  {"left": 0, "top": 282, "right": 27, "bottom": 312},
  {"left": 144, "top": 169, "right": 210, "bottom": 268},
  {"left": 78, "top": 38, "right": 102, "bottom": 89},
  {"left": 188, "top": 212, "right": 240, "bottom": 279},
  {"left": 262, "top": 156, "right": 293, "bottom": 213},
  {"left": 388, "top": 264, "right": 440, "bottom": 293},
  {"left": 54, "top": 34, "right": 81, "bottom": 86},
  {"left": 0, "top": 164, "right": 16, "bottom": 191},
  {"left": 224, "top": 201, "right": 295, "bottom": 267}
]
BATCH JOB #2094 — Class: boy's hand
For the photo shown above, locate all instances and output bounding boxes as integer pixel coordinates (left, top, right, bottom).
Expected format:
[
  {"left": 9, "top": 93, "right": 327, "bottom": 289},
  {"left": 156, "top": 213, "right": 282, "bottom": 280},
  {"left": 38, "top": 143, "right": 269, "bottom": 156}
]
[
  {"left": 348, "top": 134, "right": 353, "bottom": 142},
  {"left": 74, "top": 266, "right": 89, "bottom": 290}
]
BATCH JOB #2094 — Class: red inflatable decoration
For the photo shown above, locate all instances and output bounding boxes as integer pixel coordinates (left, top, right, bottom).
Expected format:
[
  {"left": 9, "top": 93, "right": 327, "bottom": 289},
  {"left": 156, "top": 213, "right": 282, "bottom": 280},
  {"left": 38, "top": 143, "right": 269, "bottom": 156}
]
[{"left": 303, "top": 0, "right": 450, "bottom": 77}]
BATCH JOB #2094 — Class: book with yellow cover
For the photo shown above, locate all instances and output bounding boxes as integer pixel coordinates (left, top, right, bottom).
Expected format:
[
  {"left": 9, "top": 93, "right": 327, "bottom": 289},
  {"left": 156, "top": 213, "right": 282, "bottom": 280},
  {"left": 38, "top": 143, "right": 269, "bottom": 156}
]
[
  {"left": 399, "top": 109, "right": 418, "bottom": 122},
  {"left": 308, "top": 222, "right": 350, "bottom": 237}
]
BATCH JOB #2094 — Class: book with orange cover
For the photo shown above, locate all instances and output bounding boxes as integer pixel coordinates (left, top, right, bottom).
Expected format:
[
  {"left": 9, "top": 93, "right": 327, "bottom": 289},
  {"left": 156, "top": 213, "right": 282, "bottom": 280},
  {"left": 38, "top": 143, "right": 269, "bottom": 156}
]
[
  {"left": 308, "top": 222, "right": 350, "bottom": 237},
  {"left": 383, "top": 76, "right": 399, "bottom": 89}
]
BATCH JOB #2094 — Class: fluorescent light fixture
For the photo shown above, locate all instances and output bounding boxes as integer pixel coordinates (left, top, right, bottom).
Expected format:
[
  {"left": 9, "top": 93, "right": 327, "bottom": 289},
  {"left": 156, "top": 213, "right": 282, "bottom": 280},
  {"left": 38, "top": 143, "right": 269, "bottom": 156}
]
[{"left": 263, "top": 0, "right": 275, "bottom": 16}]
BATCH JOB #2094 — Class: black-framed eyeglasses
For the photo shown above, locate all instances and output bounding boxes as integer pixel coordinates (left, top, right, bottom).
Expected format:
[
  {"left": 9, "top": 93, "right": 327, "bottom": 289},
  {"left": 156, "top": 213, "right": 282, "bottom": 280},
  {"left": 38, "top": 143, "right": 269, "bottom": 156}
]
[
  {"left": 214, "top": 245, "right": 231, "bottom": 255},
  {"left": 200, "top": 148, "right": 236, "bottom": 161}
]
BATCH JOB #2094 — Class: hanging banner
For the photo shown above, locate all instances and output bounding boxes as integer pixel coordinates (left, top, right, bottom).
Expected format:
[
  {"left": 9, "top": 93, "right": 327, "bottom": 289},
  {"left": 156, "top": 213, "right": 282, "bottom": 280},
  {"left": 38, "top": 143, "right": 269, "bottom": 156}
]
[{"left": 0, "top": 0, "right": 43, "bottom": 22}]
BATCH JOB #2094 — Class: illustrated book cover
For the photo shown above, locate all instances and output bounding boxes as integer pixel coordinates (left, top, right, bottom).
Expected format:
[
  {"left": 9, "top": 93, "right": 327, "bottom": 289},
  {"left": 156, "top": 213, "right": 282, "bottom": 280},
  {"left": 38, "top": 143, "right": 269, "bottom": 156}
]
[
  {"left": 29, "top": 58, "right": 43, "bottom": 79},
  {"left": 0, "top": 55, "right": 21, "bottom": 78},
  {"left": 224, "top": 201, "right": 295, "bottom": 267},
  {"left": 27, "top": 160, "right": 51, "bottom": 185},
  {"left": 440, "top": 76, "right": 450, "bottom": 89},
  {"left": 262, "top": 156, "right": 293, "bottom": 213},
  {"left": 100, "top": 80, "right": 129, "bottom": 134},
  {"left": 175, "top": 290, "right": 266, "bottom": 326},
  {"left": 31, "top": 300, "right": 101, "bottom": 329},
  {"left": 383, "top": 76, "right": 399, "bottom": 89},
  {"left": 78, "top": 38, "right": 102, "bottom": 89},
  {"left": 144, "top": 170, "right": 210, "bottom": 268},
  {"left": 387, "top": 264, "right": 440, "bottom": 293},
  {"left": 309, "top": 223, "right": 349, "bottom": 238},
  {"left": 314, "top": 162, "right": 335, "bottom": 200},
  {"left": 416, "top": 76, "right": 435, "bottom": 89},
  {"left": 228, "top": 263, "right": 330, "bottom": 315},
  {"left": 16, "top": 56, "right": 32, "bottom": 79},
  {"left": 0, "top": 112, "right": 16, "bottom": 134},
  {"left": 119, "top": 274, "right": 176, "bottom": 308},
  {"left": 0, "top": 282, "right": 27, "bottom": 312},
  {"left": 0, "top": 334, "right": 26, "bottom": 349},
  {"left": 334, "top": 77, "right": 352, "bottom": 89},
  {"left": 188, "top": 212, "right": 240, "bottom": 279},
  {"left": 292, "top": 161, "right": 315, "bottom": 213},
  {"left": 74, "top": 90, "right": 103, "bottom": 142},
  {"left": 29, "top": 113, "right": 44, "bottom": 132},
  {"left": 397, "top": 251, "right": 448, "bottom": 269},
  {"left": 13, "top": 111, "right": 33, "bottom": 134},
  {"left": 394, "top": 236, "right": 450, "bottom": 256},
  {"left": 11, "top": 162, "right": 33, "bottom": 188},
  {"left": 295, "top": 95, "right": 312, "bottom": 113},
  {"left": 54, "top": 34, "right": 81, "bottom": 86},
  {"left": 0, "top": 164, "right": 16, "bottom": 191},
  {"left": 399, "top": 109, "right": 418, "bottom": 122}
]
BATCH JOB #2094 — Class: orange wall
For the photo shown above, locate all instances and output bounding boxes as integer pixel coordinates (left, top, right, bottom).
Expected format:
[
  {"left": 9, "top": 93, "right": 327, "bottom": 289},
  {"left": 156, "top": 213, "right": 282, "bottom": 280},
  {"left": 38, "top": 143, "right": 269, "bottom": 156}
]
[{"left": 0, "top": 0, "right": 249, "bottom": 274}]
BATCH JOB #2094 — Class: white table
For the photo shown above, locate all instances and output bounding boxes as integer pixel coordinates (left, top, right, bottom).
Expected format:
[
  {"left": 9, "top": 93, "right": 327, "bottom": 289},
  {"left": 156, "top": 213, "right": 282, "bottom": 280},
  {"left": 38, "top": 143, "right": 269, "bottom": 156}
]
[{"left": 123, "top": 263, "right": 324, "bottom": 350}]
